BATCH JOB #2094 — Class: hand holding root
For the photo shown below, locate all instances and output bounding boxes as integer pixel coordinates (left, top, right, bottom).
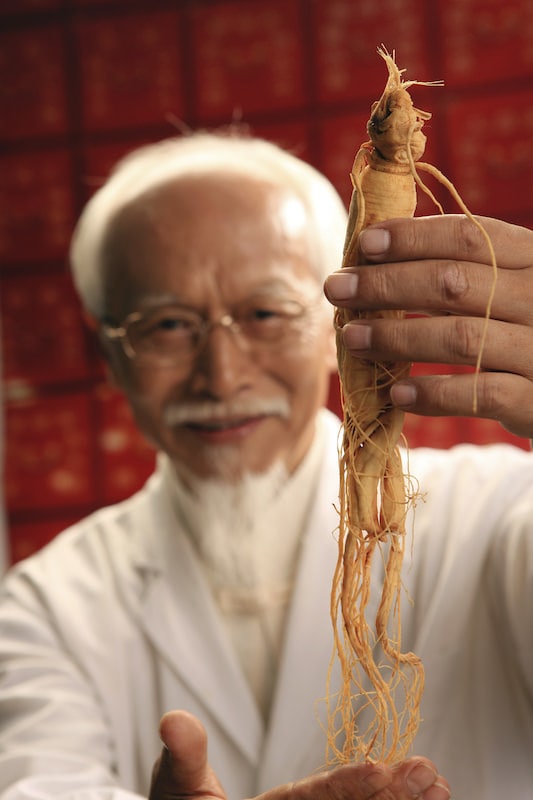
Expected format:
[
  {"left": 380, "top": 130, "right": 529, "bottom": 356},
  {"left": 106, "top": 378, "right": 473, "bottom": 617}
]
[
  {"left": 325, "top": 214, "right": 533, "bottom": 441},
  {"left": 255, "top": 759, "right": 450, "bottom": 800},
  {"left": 149, "top": 710, "right": 450, "bottom": 800}
]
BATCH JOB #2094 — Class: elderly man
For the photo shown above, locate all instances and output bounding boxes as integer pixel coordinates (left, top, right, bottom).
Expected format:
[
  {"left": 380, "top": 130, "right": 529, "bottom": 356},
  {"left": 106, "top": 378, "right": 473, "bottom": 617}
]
[{"left": 1, "top": 132, "right": 532, "bottom": 800}]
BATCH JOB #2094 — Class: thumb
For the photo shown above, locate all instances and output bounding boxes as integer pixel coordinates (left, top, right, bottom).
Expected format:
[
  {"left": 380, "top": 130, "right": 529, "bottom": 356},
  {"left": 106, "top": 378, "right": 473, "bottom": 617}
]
[{"left": 149, "top": 710, "right": 226, "bottom": 800}]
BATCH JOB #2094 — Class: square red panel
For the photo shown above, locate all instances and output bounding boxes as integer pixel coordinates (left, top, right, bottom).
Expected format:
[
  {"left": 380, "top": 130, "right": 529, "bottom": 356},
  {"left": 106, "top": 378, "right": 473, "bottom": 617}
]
[
  {"left": 190, "top": 0, "right": 307, "bottom": 120},
  {"left": 438, "top": 0, "right": 533, "bottom": 87},
  {"left": 0, "top": 149, "right": 75, "bottom": 265},
  {"left": 1, "top": 272, "right": 95, "bottom": 386},
  {"left": 72, "top": 0, "right": 144, "bottom": 5},
  {"left": 0, "top": 0, "right": 63, "bottom": 17},
  {"left": 0, "top": 24, "right": 70, "bottom": 141},
  {"left": 4, "top": 392, "right": 96, "bottom": 512},
  {"left": 444, "top": 90, "right": 533, "bottom": 219},
  {"left": 94, "top": 383, "right": 156, "bottom": 506},
  {"left": 312, "top": 0, "right": 434, "bottom": 105},
  {"left": 75, "top": 11, "right": 185, "bottom": 132}
]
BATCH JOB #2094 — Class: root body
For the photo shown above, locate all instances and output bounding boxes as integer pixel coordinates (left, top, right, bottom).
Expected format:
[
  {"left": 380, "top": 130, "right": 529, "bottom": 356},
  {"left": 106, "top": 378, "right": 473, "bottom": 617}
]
[
  {"left": 327, "top": 46, "right": 497, "bottom": 768},
  {"left": 327, "top": 47, "right": 429, "bottom": 767}
]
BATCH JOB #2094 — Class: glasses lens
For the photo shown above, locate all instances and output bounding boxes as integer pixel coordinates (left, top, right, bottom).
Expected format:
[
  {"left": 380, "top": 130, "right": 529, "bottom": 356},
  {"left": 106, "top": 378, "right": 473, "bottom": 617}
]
[
  {"left": 127, "top": 307, "right": 201, "bottom": 360},
  {"left": 237, "top": 298, "right": 307, "bottom": 341}
]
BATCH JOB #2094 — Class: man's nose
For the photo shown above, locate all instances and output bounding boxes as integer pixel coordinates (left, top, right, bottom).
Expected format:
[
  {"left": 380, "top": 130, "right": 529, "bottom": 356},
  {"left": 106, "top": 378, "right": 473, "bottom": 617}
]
[{"left": 191, "top": 323, "right": 253, "bottom": 399}]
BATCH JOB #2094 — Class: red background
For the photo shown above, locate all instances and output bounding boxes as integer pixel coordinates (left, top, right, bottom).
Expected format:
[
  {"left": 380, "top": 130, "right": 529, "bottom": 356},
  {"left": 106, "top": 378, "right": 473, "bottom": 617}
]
[{"left": 2, "top": 0, "right": 532, "bottom": 564}]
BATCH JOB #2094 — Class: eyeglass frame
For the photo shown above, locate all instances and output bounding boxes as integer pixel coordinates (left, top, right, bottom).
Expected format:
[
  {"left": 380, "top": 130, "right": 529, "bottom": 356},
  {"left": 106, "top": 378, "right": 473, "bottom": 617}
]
[{"left": 99, "top": 292, "right": 324, "bottom": 366}]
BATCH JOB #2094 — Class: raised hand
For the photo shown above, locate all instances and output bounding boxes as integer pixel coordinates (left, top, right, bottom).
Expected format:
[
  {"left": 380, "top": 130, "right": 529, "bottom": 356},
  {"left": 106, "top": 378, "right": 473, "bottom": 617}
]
[{"left": 325, "top": 214, "right": 533, "bottom": 440}]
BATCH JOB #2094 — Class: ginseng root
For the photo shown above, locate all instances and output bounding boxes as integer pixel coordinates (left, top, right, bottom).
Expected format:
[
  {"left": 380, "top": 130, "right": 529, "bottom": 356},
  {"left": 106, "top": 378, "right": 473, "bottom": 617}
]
[{"left": 326, "top": 46, "right": 496, "bottom": 767}]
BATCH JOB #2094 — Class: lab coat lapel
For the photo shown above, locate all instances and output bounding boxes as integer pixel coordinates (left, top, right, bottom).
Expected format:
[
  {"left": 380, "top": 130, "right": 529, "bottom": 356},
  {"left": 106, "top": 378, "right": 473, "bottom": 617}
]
[
  {"left": 258, "top": 422, "right": 341, "bottom": 790},
  {"left": 126, "top": 464, "right": 263, "bottom": 766}
]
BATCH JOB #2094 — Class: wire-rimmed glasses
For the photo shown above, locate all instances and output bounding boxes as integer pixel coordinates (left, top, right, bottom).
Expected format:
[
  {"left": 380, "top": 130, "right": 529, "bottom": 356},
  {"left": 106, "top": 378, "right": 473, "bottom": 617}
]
[{"left": 100, "top": 294, "right": 321, "bottom": 366}]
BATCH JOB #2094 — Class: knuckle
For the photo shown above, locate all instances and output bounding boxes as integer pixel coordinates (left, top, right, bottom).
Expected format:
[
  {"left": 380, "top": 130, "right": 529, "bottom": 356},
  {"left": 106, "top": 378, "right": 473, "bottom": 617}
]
[
  {"left": 397, "top": 219, "right": 420, "bottom": 258},
  {"left": 440, "top": 260, "right": 469, "bottom": 303},
  {"left": 448, "top": 317, "right": 480, "bottom": 362},
  {"left": 475, "top": 375, "right": 512, "bottom": 422},
  {"left": 454, "top": 215, "right": 488, "bottom": 260},
  {"left": 388, "top": 319, "right": 409, "bottom": 354},
  {"left": 360, "top": 265, "right": 391, "bottom": 306}
]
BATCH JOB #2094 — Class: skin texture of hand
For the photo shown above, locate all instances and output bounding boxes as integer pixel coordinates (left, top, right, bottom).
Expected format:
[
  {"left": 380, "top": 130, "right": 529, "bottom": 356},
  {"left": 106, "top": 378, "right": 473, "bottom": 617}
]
[
  {"left": 323, "top": 214, "right": 533, "bottom": 441},
  {"left": 149, "top": 710, "right": 450, "bottom": 800}
]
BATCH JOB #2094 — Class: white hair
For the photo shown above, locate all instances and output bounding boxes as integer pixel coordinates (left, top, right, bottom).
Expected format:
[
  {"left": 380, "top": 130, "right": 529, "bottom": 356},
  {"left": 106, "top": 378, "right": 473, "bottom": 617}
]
[{"left": 69, "top": 131, "right": 348, "bottom": 318}]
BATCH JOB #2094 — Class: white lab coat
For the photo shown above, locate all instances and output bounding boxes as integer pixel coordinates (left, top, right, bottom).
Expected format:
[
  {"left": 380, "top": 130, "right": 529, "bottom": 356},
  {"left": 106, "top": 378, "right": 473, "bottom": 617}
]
[{"left": 1, "top": 409, "right": 533, "bottom": 800}]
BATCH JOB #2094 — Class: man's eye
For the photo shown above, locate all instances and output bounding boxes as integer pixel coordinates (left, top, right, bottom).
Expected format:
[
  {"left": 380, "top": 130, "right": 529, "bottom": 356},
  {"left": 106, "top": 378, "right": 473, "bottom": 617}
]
[
  {"left": 250, "top": 308, "right": 280, "bottom": 321},
  {"left": 155, "top": 316, "right": 188, "bottom": 331},
  {"left": 141, "top": 314, "right": 193, "bottom": 337}
]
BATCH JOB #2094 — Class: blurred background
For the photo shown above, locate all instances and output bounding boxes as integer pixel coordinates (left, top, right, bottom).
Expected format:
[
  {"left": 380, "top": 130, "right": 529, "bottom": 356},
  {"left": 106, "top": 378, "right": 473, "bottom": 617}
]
[{"left": 1, "top": 0, "right": 533, "bottom": 566}]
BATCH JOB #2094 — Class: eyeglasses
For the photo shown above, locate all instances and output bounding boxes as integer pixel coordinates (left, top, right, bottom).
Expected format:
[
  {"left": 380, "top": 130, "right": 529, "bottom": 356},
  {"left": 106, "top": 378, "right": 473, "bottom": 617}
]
[{"left": 100, "top": 295, "right": 321, "bottom": 366}]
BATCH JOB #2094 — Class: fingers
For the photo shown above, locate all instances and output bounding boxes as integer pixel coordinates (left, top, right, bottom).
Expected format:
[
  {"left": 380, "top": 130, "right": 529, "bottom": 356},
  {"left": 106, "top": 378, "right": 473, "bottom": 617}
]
[
  {"left": 326, "top": 249, "right": 530, "bottom": 325},
  {"left": 391, "top": 372, "right": 533, "bottom": 440},
  {"left": 335, "top": 260, "right": 530, "bottom": 324},
  {"left": 252, "top": 758, "right": 450, "bottom": 800},
  {"left": 355, "top": 214, "right": 533, "bottom": 271},
  {"left": 324, "top": 214, "right": 533, "bottom": 439},
  {"left": 340, "top": 316, "right": 533, "bottom": 378},
  {"left": 324, "top": 216, "right": 533, "bottom": 326},
  {"left": 337, "top": 315, "right": 533, "bottom": 438},
  {"left": 149, "top": 710, "right": 225, "bottom": 800}
]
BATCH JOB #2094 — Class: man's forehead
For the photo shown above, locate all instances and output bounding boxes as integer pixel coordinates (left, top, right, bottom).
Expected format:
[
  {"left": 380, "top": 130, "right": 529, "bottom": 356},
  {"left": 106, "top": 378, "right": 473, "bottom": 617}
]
[
  {"left": 100, "top": 168, "right": 321, "bottom": 305},
  {"left": 105, "top": 172, "right": 312, "bottom": 260}
]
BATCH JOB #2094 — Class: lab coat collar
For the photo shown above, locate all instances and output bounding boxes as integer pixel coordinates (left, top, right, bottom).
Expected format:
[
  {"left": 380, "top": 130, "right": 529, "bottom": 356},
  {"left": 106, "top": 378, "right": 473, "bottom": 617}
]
[{"left": 125, "top": 455, "right": 263, "bottom": 764}]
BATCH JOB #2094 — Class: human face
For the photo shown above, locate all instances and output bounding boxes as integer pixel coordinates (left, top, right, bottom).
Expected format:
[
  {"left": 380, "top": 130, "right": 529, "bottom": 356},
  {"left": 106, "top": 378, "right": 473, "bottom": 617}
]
[{"left": 101, "top": 172, "right": 337, "bottom": 482}]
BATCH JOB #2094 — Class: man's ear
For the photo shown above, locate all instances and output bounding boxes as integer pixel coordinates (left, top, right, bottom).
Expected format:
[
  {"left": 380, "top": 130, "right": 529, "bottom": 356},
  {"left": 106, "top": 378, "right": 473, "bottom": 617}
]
[
  {"left": 97, "top": 335, "right": 126, "bottom": 391},
  {"left": 81, "top": 310, "right": 123, "bottom": 391},
  {"left": 101, "top": 354, "right": 122, "bottom": 390}
]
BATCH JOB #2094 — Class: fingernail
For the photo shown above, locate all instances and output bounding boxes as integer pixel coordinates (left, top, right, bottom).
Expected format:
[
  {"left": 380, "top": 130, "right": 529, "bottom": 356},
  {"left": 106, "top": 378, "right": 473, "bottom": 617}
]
[
  {"left": 324, "top": 271, "right": 359, "bottom": 301},
  {"left": 406, "top": 763, "right": 437, "bottom": 794},
  {"left": 359, "top": 227, "right": 391, "bottom": 258},
  {"left": 343, "top": 322, "right": 372, "bottom": 350},
  {"left": 390, "top": 381, "right": 417, "bottom": 407}
]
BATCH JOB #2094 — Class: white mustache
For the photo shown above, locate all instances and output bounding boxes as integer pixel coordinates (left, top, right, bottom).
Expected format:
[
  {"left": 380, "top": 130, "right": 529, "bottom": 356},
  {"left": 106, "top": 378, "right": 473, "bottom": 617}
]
[{"left": 163, "top": 397, "right": 291, "bottom": 427}]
